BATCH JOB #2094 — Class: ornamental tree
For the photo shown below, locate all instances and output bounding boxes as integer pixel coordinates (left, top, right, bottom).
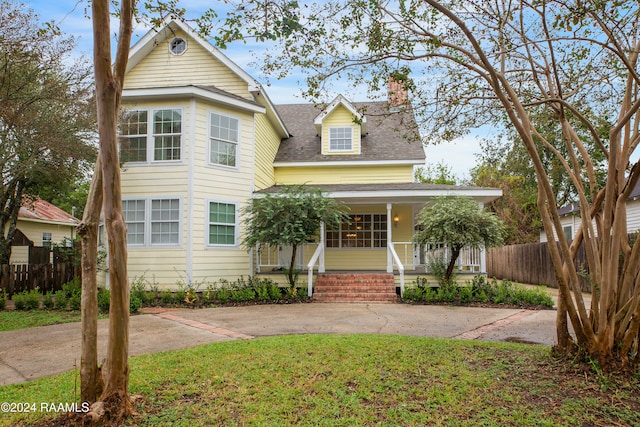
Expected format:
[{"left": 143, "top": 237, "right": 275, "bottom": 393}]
[
  {"left": 242, "top": 185, "right": 348, "bottom": 289},
  {"left": 413, "top": 196, "right": 505, "bottom": 282}
]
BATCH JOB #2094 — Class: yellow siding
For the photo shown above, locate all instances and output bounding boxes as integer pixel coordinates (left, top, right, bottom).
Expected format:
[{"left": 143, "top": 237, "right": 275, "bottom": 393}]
[
  {"left": 275, "top": 165, "right": 414, "bottom": 185},
  {"left": 321, "top": 105, "right": 361, "bottom": 155},
  {"left": 124, "top": 29, "right": 251, "bottom": 100},
  {"left": 254, "top": 113, "right": 281, "bottom": 190},
  {"left": 8, "top": 220, "right": 76, "bottom": 265}
]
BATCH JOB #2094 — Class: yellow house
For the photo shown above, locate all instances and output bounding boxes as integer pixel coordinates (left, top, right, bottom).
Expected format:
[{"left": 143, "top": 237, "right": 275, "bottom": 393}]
[
  {"left": 116, "top": 18, "right": 502, "bottom": 298},
  {"left": 8, "top": 198, "right": 78, "bottom": 265}
]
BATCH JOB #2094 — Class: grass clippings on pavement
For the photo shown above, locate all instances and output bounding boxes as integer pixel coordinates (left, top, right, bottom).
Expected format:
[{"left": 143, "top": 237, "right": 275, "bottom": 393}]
[{"left": 2, "top": 334, "right": 639, "bottom": 427}]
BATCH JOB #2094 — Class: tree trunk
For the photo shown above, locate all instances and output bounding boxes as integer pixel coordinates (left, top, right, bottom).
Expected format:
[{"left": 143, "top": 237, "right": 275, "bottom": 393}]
[
  {"left": 79, "top": 156, "right": 103, "bottom": 404},
  {"left": 445, "top": 245, "right": 461, "bottom": 283},
  {"left": 288, "top": 244, "right": 298, "bottom": 289},
  {"left": 91, "top": 0, "right": 134, "bottom": 418}
]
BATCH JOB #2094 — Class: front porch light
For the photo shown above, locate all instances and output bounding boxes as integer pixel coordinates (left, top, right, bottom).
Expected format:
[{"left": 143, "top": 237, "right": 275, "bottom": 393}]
[{"left": 393, "top": 213, "right": 399, "bottom": 226}]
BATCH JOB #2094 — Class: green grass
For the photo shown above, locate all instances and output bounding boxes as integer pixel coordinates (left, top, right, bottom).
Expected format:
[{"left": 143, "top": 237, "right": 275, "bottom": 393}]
[
  {"left": 0, "top": 310, "right": 84, "bottom": 332},
  {"left": 1, "top": 335, "right": 638, "bottom": 426}
]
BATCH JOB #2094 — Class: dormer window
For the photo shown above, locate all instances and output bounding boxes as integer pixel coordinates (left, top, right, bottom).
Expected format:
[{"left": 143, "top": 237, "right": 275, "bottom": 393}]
[
  {"left": 329, "top": 127, "right": 353, "bottom": 151},
  {"left": 169, "top": 37, "right": 187, "bottom": 55}
]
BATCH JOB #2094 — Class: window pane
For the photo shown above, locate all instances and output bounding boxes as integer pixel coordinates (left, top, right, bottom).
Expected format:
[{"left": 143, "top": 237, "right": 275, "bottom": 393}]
[
  {"left": 326, "top": 213, "right": 387, "bottom": 248},
  {"left": 152, "top": 110, "right": 181, "bottom": 161},
  {"left": 123, "top": 199, "right": 145, "bottom": 245},
  {"left": 210, "top": 139, "right": 237, "bottom": 167},
  {"left": 120, "top": 110, "right": 148, "bottom": 162},
  {"left": 329, "top": 127, "right": 353, "bottom": 151},
  {"left": 209, "top": 202, "right": 236, "bottom": 245},
  {"left": 210, "top": 113, "right": 239, "bottom": 167},
  {"left": 150, "top": 199, "right": 179, "bottom": 245}
]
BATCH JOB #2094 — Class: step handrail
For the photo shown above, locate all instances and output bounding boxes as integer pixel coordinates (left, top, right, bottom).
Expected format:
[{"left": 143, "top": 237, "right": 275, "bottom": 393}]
[
  {"left": 306, "top": 242, "right": 324, "bottom": 297},
  {"left": 388, "top": 242, "right": 405, "bottom": 296}
]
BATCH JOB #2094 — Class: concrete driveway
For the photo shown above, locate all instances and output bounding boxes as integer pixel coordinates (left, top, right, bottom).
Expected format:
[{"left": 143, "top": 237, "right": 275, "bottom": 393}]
[{"left": 0, "top": 302, "right": 561, "bottom": 387}]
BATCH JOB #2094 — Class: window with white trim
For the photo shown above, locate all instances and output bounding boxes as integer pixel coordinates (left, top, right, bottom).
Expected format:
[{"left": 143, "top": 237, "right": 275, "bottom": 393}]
[
  {"left": 563, "top": 225, "right": 573, "bottom": 241},
  {"left": 329, "top": 127, "right": 353, "bottom": 151},
  {"left": 123, "top": 200, "right": 146, "bottom": 245},
  {"left": 42, "top": 232, "right": 52, "bottom": 248},
  {"left": 119, "top": 108, "right": 182, "bottom": 163},
  {"left": 209, "top": 112, "right": 239, "bottom": 167},
  {"left": 208, "top": 201, "right": 237, "bottom": 245},
  {"left": 123, "top": 198, "right": 181, "bottom": 246},
  {"left": 151, "top": 199, "right": 180, "bottom": 244},
  {"left": 326, "top": 214, "right": 387, "bottom": 248}
]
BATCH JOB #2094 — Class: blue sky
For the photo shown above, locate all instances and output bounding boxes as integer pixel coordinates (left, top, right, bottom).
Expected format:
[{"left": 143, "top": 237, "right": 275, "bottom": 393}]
[{"left": 25, "top": 0, "right": 482, "bottom": 178}]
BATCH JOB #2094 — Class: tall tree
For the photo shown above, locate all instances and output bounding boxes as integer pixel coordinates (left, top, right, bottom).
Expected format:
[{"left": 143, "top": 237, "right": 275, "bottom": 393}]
[
  {"left": 0, "top": 1, "right": 96, "bottom": 267},
  {"left": 222, "top": 0, "right": 640, "bottom": 369}
]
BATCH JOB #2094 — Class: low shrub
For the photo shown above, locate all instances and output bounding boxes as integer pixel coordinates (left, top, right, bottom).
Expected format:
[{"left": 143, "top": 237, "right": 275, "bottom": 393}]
[
  {"left": 12, "top": 293, "right": 26, "bottom": 310},
  {"left": 61, "top": 278, "right": 81, "bottom": 299},
  {"left": 216, "top": 288, "right": 231, "bottom": 304},
  {"left": 98, "top": 288, "right": 110, "bottom": 313},
  {"left": 130, "top": 294, "right": 142, "bottom": 313},
  {"left": 160, "top": 290, "right": 174, "bottom": 305},
  {"left": 13, "top": 289, "right": 41, "bottom": 310},
  {"left": 403, "top": 275, "right": 554, "bottom": 308},
  {"left": 42, "top": 291, "right": 55, "bottom": 310},
  {"left": 268, "top": 283, "right": 282, "bottom": 300},
  {"left": 69, "top": 293, "right": 81, "bottom": 311},
  {"left": 0, "top": 290, "right": 6, "bottom": 310},
  {"left": 54, "top": 292, "right": 68, "bottom": 310},
  {"left": 231, "top": 288, "right": 255, "bottom": 302}
]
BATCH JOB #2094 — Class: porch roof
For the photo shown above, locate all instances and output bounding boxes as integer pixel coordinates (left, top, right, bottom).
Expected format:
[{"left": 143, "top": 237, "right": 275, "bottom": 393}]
[{"left": 256, "top": 183, "right": 502, "bottom": 205}]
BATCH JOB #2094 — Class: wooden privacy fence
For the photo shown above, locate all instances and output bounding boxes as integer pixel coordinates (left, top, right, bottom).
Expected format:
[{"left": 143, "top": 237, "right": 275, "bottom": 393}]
[
  {"left": 487, "top": 241, "right": 591, "bottom": 292},
  {"left": 0, "top": 263, "right": 74, "bottom": 297}
]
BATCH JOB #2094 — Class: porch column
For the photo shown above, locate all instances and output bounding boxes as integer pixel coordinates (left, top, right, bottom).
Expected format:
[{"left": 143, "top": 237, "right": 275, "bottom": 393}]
[
  {"left": 319, "top": 221, "right": 325, "bottom": 273},
  {"left": 478, "top": 201, "right": 487, "bottom": 273},
  {"left": 387, "top": 202, "right": 393, "bottom": 273}
]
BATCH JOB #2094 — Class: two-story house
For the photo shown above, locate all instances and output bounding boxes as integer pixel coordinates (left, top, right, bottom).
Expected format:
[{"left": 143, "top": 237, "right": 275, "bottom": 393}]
[{"left": 114, "top": 18, "right": 502, "bottom": 297}]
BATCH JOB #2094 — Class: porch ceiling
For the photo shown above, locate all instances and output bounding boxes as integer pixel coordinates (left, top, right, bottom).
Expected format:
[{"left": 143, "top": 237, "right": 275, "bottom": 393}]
[{"left": 257, "top": 183, "right": 502, "bottom": 205}]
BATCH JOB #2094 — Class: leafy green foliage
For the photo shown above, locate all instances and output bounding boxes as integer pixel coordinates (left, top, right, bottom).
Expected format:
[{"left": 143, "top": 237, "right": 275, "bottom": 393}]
[
  {"left": 0, "top": 1, "right": 96, "bottom": 265},
  {"left": 242, "top": 185, "right": 349, "bottom": 288},
  {"left": 414, "top": 196, "right": 505, "bottom": 281},
  {"left": 414, "top": 161, "right": 457, "bottom": 185},
  {"left": 12, "top": 289, "right": 41, "bottom": 310},
  {"left": 404, "top": 276, "right": 554, "bottom": 308}
]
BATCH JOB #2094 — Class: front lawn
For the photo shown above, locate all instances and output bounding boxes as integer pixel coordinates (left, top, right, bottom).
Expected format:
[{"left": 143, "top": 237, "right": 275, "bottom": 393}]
[
  {"left": 0, "top": 311, "right": 84, "bottom": 332},
  {"left": 1, "top": 335, "right": 638, "bottom": 426}
]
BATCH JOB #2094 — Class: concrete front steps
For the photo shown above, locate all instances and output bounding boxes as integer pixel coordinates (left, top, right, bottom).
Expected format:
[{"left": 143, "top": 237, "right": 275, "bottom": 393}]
[{"left": 312, "top": 273, "right": 398, "bottom": 303}]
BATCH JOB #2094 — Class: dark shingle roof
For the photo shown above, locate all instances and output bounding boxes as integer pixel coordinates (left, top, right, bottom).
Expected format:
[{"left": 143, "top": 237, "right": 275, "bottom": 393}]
[{"left": 274, "top": 102, "right": 425, "bottom": 163}]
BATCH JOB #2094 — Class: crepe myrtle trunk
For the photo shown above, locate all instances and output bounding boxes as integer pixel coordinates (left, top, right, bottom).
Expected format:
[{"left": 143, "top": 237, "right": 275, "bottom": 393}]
[
  {"left": 445, "top": 244, "right": 462, "bottom": 283},
  {"left": 288, "top": 244, "right": 298, "bottom": 289}
]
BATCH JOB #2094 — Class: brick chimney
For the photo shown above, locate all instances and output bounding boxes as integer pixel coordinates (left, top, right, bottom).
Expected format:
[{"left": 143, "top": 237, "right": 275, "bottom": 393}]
[{"left": 388, "top": 76, "right": 409, "bottom": 108}]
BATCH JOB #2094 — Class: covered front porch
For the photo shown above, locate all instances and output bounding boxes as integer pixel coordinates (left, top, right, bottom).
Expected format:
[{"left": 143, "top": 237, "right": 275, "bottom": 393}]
[{"left": 252, "top": 183, "right": 502, "bottom": 297}]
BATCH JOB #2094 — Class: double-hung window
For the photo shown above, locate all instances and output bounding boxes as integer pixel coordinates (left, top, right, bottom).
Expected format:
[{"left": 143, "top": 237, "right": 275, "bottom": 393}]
[
  {"left": 208, "top": 201, "right": 237, "bottom": 245},
  {"left": 209, "top": 112, "right": 239, "bottom": 167},
  {"left": 329, "top": 127, "right": 353, "bottom": 151},
  {"left": 123, "top": 198, "right": 181, "bottom": 247},
  {"left": 119, "top": 108, "right": 182, "bottom": 163},
  {"left": 326, "top": 214, "right": 387, "bottom": 248}
]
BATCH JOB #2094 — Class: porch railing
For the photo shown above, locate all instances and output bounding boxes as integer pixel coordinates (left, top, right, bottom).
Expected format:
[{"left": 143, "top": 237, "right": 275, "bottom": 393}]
[
  {"left": 388, "top": 242, "right": 405, "bottom": 296},
  {"left": 422, "top": 244, "right": 482, "bottom": 273},
  {"left": 306, "top": 242, "right": 325, "bottom": 297}
]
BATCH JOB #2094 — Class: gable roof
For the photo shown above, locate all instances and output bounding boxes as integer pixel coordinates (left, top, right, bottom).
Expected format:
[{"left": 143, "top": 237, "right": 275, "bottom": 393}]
[
  {"left": 274, "top": 101, "right": 425, "bottom": 165},
  {"left": 18, "top": 199, "right": 78, "bottom": 226},
  {"left": 125, "top": 17, "right": 289, "bottom": 138},
  {"left": 313, "top": 95, "right": 367, "bottom": 134}
]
